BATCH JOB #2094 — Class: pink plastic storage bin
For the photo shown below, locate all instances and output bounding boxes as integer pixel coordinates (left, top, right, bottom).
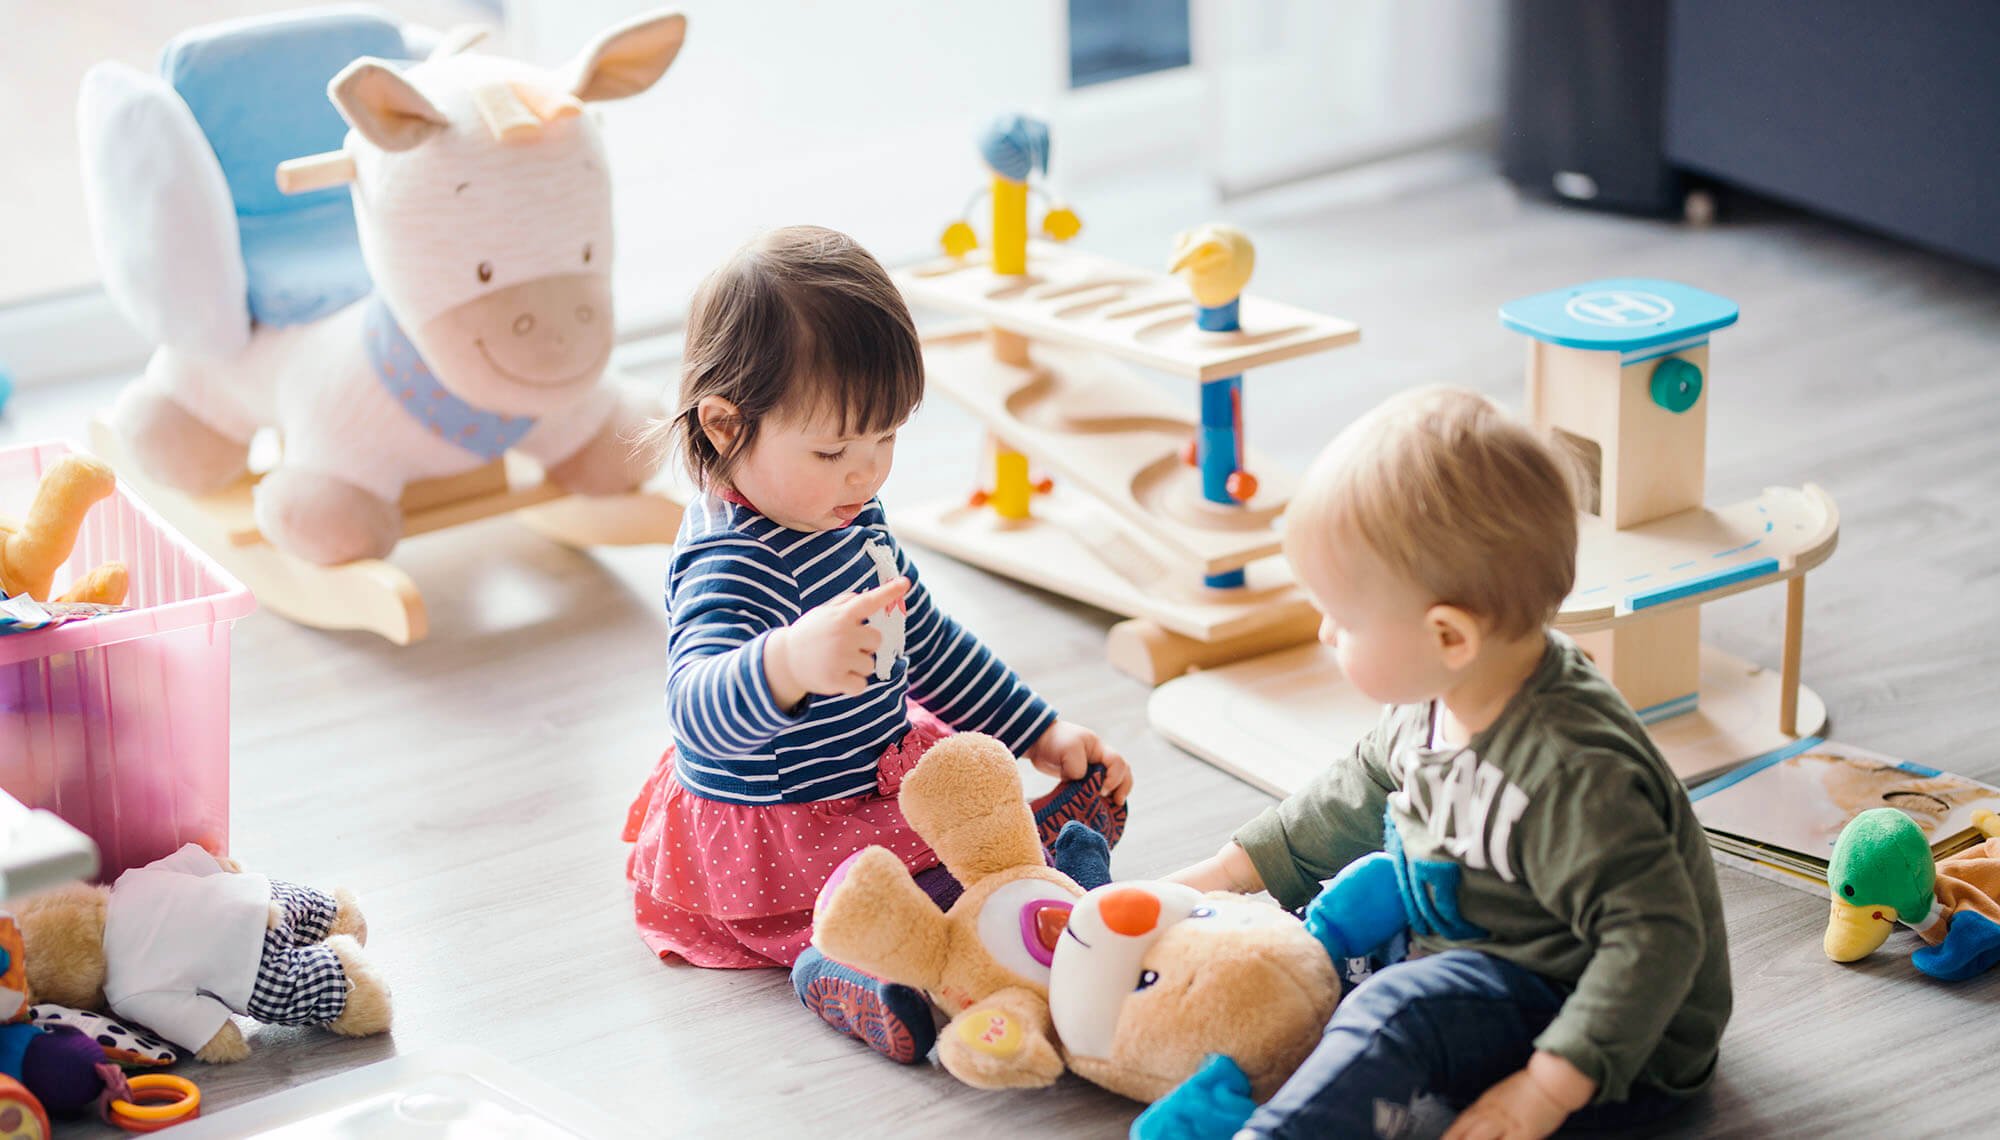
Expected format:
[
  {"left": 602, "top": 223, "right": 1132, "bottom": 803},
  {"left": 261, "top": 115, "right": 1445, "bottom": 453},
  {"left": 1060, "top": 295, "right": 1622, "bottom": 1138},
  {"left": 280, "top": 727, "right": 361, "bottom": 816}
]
[{"left": 0, "top": 441, "right": 254, "bottom": 879}]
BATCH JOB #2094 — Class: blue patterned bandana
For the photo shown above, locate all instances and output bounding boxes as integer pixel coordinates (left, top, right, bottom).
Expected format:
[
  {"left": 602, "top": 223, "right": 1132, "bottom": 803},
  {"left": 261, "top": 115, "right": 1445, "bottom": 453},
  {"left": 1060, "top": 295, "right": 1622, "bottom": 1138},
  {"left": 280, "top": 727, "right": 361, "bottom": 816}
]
[{"left": 365, "top": 296, "right": 537, "bottom": 461}]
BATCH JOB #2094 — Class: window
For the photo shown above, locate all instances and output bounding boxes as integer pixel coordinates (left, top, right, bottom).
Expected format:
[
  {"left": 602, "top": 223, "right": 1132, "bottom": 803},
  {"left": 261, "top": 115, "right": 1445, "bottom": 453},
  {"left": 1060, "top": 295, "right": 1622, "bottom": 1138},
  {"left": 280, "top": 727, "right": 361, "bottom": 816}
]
[{"left": 1068, "top": 0, "right": 1191, "bottom": 88}]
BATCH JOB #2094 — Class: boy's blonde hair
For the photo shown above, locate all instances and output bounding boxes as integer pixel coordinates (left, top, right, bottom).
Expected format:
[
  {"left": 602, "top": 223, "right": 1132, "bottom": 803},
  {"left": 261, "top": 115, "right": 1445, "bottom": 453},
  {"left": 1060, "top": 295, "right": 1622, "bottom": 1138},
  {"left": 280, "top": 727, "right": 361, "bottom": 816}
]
[{"left": 1285, "top": 387, "right": 1578, "bottom": 640}]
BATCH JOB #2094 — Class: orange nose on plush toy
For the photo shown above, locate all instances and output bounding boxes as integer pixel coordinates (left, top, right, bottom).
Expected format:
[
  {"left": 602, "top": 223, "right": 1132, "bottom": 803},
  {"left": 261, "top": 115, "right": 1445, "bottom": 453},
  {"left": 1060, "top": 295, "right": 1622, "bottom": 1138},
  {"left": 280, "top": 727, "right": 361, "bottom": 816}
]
[
  {"left": 1098, "top": 888, "right": 1163, "bottom": 937},
  {"left": 1034, "top": 903, "right": 1071, "bottom": 952}
]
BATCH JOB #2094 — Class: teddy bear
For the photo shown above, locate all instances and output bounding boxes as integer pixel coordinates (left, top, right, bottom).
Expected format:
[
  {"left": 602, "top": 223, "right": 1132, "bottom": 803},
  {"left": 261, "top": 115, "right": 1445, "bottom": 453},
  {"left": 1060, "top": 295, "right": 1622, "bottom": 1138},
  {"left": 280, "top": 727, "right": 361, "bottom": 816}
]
[
  {"left": 0, "top": 454, "right": 127, "bottom": 606},
  {"left": 1047, "top": 880, "right": 1341, "bottom": 1104},
  {"left": 12, "top": 844, "right": 390, "bottom": 1062},
  {"left": 812, "top": 731, "right": 1398, "bottom": 1105},
  {"left": 811, "top": 732, "right": 1089, "bottom": 1088}
]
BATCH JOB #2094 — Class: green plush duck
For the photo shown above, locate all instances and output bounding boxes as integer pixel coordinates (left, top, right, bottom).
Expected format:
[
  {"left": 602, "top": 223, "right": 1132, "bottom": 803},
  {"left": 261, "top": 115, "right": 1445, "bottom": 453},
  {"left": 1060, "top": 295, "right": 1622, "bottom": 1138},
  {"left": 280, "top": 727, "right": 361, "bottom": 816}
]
[{"left": 1824, "top": 807, "right": 2000, "bottom": 980}]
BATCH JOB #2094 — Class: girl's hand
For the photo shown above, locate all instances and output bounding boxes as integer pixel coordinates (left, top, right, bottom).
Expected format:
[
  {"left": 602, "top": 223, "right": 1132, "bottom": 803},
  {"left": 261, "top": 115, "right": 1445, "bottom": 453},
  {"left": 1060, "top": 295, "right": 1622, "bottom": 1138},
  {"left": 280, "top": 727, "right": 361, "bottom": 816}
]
[
  {"left": 1025, "top": 720, "right": 1133, "bottom": 803},
  {"left": 766, "top": 578, "right": 909, "bottom": 708}
]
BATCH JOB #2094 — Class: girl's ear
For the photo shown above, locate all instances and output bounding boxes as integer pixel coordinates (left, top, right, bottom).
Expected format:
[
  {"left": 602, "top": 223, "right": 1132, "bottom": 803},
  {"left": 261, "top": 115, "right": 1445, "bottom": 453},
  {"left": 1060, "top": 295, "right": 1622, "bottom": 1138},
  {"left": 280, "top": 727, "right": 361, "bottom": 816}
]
[{"left": 697, "top": 395, "right": 744, "bottom": 454}]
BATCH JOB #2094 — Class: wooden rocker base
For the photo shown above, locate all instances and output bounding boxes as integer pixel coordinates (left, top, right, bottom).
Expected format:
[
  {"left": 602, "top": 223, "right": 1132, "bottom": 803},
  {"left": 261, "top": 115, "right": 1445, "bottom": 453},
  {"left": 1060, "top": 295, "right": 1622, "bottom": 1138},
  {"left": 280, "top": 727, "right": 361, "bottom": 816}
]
[
  {"left": 1150, "top": 640, "right": 1827, "bottom": 798},
  {"left": 90, "top": 419, "right": 684, "bottom": 644}
]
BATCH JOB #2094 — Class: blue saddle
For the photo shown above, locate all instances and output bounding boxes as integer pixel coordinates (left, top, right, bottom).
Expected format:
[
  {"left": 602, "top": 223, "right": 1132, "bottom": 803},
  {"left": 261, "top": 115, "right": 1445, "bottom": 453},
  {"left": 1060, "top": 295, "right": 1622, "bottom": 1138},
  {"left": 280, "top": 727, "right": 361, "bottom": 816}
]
[{"left": 160, "top": 6, "right": 415, "bottom": 327}]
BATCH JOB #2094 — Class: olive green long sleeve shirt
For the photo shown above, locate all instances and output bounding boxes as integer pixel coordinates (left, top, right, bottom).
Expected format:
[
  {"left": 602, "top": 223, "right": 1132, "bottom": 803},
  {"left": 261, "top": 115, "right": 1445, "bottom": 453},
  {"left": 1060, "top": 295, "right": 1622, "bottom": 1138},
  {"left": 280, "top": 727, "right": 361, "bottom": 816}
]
[{"left": 1236, "top": 633, "right": 1731, "bottom": 1103}]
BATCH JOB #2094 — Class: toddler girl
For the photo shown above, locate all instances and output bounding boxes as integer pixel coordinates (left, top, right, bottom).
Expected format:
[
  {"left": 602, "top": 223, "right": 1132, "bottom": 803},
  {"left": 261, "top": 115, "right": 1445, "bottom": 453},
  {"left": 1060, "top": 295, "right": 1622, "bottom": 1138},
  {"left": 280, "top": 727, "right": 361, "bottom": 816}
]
[{"left": 623, "top": 225, "right": 1132, "bottom": 1061}]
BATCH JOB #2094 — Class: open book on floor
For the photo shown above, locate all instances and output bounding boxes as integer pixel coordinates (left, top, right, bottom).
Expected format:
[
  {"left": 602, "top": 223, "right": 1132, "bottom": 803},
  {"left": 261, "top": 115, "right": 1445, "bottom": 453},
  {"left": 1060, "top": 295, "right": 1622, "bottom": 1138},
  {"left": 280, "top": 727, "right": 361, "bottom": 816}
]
[{"left": 1689, "top": 737, "right": 2000, "bottom": 894}]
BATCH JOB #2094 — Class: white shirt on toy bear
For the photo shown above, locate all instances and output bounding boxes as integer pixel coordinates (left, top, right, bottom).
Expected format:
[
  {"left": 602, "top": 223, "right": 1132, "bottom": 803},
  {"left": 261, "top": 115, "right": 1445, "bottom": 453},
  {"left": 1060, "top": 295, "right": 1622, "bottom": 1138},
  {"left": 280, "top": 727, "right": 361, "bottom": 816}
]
[{"left": 102, "top": 843, "right": 272, "bottom": 1053}]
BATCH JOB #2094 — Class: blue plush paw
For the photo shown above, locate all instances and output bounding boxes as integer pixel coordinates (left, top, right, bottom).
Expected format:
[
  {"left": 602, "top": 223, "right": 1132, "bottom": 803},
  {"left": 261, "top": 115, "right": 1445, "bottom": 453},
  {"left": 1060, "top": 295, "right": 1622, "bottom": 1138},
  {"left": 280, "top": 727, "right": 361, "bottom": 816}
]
[
  {"left": 1132, "top": 1054, "right": 1257, "bottom": 1140},
  {"left": 1304, "top": 851, "right": 1406, "bottom": 963},
  {"left": 1912, "top": 911, "right": 2000, "bottom": 982}
]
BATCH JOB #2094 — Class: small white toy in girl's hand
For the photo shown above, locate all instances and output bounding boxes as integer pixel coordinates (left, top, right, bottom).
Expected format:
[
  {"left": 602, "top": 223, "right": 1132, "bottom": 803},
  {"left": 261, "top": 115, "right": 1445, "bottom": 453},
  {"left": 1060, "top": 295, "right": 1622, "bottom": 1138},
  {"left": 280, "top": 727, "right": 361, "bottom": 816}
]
[{"left": 862, "top": 541, "right": 906, "bottom": 680}]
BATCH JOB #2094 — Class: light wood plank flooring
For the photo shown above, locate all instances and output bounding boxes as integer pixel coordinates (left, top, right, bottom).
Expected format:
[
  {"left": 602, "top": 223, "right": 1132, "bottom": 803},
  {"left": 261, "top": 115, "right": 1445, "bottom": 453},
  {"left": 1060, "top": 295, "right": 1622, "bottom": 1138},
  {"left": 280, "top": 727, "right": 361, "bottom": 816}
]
[{"left": 9, "top": 157, "right": 2000, "bottom": 1138}]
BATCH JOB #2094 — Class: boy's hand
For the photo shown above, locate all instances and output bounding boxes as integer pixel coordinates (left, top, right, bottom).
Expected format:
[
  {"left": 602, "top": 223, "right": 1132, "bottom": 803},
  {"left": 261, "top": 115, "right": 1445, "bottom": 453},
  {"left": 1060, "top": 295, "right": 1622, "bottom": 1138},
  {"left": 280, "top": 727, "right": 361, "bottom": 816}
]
[
  {"left": 1442, "top": 1052, "right": 1595, "bottom": 1140},
  {"left": 1168, "top": 841, "right": 1265, "bottom": 894},
  {"left": 1025, "top": 720, "right": 1133, "bottom": 803},
  {"left": 766, "top": 578, "right": 909, "bottom": 707}
]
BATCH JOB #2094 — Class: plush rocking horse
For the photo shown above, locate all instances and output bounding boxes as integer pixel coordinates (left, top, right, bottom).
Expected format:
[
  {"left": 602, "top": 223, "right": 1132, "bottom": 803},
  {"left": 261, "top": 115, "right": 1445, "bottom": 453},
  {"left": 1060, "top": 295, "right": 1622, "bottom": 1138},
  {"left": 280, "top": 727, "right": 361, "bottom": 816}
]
[{"left": 77, "top": 6, "right": 690, "bottom": 642}]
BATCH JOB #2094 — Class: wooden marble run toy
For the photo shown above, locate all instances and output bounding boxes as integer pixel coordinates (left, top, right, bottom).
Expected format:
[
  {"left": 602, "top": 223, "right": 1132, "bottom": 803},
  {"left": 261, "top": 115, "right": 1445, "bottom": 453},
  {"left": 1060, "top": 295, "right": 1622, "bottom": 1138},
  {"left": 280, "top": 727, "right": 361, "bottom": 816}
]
[
  {"left": 892, "top": 118, "right": 1360, "bottom": 683},
  {"left": 1149, "top": 279, "right": 1842, "bottom": 793}
]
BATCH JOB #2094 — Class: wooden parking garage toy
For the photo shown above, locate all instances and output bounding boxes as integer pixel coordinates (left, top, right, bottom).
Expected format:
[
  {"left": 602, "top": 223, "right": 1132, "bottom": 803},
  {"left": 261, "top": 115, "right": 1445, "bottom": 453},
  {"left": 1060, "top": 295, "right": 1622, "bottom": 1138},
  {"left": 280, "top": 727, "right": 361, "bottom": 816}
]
[{"left": 1149, "top": 279, "right": 1841, "bottom": 794}]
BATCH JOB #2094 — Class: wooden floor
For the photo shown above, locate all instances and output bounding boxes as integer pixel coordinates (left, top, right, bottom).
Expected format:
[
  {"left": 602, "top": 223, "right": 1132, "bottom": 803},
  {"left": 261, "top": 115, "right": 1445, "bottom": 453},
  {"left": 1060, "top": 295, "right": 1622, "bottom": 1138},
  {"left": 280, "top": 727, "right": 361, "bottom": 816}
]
[{"left": 14, "top": 158, "right": 2000, "bottom": 1138}]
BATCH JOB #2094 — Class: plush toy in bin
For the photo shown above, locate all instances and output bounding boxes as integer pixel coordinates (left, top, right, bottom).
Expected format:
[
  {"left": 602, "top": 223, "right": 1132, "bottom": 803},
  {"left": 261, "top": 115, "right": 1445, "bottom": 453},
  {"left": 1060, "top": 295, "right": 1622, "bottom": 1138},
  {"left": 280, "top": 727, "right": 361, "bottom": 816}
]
[
  {"left": 812, "top": 732, "right": 1405, "bottom": 1111},
  {"left": 13, "top": 845, "right": 389, "bottom": 1063},
  {"left": 1824, "top": 807, "right": 2000, "bottom": 981},
  {"left": 0, "top": 455, "right": 127, "bottom": 607}
]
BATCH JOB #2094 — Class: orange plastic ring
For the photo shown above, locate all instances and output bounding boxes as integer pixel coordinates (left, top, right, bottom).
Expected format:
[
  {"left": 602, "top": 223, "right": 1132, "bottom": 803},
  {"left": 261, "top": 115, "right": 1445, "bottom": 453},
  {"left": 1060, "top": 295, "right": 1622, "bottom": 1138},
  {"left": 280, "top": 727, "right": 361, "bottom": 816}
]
[
  {"left": 114, "top": 1100, "right": 201, "bottom": 1134},
  {"left": 110, "top": 1074, "right": 201, "bottom": 1124}
]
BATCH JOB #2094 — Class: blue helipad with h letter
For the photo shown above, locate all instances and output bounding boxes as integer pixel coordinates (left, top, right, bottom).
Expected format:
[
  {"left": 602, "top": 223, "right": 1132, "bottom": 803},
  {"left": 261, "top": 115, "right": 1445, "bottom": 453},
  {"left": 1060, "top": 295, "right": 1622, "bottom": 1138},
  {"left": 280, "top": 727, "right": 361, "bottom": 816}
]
[{"left": 1499, "top": 278, "right": 1739, "bottom": 355}]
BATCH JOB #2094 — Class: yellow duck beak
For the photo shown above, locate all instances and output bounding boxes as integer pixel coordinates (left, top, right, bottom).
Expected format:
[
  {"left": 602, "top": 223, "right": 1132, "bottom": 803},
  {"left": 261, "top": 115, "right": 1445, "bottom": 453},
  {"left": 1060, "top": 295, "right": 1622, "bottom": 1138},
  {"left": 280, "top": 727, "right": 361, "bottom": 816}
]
[
  {"left": 1824, "top": 898, "right": 1898, "bottom": 962},
  {"left": 1167, "top": 239, "right": 1224, "bottom": 276},
  {"left": 1168, "top": 224, "right": 1256, "bottom": 308}
]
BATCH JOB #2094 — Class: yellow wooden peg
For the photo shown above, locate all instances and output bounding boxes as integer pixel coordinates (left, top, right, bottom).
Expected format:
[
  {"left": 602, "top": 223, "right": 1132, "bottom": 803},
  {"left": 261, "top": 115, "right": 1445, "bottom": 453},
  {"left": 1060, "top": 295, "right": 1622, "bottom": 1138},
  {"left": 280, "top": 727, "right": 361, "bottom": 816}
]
[
  {"left": 941, "top": 220, "right": 979, "bottom": 258},
  {"left": 991, "top": 176, "right": 1029, "bottom": 275},
  {"left": 991, "top": 444, "right": 1033, "bottom": 520}
]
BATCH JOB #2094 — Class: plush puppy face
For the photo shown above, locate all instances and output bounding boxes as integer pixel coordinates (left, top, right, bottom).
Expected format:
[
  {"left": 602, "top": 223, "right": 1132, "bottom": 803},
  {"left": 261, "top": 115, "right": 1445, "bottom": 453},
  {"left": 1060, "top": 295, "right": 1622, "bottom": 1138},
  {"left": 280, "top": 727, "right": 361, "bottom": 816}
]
[{"left": 1050, "top": 883, "right": 1340, "bottom": 1103}]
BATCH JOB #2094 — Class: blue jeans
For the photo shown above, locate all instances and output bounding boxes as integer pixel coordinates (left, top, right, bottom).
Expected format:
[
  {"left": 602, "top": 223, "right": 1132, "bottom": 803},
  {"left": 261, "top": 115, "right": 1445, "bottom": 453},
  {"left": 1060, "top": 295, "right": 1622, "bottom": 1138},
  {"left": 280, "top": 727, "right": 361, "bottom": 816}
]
[{"left": 1241, "top": 950, "right": 1689, "bottom": 1139}]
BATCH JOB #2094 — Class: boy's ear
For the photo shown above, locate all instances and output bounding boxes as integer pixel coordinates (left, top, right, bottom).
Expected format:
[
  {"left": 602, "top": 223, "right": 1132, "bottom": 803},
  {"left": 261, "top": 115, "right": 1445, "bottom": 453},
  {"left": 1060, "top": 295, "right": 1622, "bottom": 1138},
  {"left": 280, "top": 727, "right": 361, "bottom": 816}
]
[
  {"left": 1426, "top": 604, "right": 1483, "bottom": 672},
  {"left": 697, "top": 395, "right": 743, "bottom": 454}
]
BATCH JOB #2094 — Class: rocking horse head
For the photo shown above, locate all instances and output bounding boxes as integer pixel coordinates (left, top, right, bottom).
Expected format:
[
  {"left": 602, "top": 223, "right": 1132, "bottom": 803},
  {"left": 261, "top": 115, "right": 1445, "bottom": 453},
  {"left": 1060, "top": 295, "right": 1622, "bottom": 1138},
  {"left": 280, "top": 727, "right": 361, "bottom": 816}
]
[{"left": 283, "top": 11, "right": 686, "bottom": 418}]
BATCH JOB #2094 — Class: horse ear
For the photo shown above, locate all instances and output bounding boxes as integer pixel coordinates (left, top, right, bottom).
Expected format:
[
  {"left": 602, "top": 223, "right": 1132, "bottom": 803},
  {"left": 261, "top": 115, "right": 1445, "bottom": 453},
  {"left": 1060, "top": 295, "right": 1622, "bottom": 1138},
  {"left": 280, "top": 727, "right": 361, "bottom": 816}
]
[
  {"left": 566, "top": 10, "right": 687, "bottom": 102},
  {"left": 330, "top": 59, "right": 449, "bottom": 152}
]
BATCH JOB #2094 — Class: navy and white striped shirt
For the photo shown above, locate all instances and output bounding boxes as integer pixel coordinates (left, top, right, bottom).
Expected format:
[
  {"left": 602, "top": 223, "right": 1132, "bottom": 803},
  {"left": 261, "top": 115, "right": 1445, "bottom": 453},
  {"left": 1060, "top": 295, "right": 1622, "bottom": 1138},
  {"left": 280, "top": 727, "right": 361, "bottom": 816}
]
[{"left": 665, "top": 493, "right": 1056, "bottom": 804}]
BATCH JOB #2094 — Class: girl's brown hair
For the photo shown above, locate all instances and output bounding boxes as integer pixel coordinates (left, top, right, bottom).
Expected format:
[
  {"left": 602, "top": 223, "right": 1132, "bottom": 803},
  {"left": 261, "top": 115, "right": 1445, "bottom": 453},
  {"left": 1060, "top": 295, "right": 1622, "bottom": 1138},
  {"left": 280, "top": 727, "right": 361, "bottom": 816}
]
[{"left": 652, "top": 225, "right": 925, "bottom": 489}]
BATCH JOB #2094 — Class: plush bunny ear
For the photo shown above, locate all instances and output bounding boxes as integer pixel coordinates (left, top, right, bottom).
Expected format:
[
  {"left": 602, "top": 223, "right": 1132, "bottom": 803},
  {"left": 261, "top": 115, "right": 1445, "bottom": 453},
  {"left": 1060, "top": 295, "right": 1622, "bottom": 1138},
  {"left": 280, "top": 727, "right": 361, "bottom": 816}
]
[
  {"left": 566, "top": 10, "right": 687, "bottom": 102},
  {"left": 330, "top": 59, "right": 449, "bottom": 152}
]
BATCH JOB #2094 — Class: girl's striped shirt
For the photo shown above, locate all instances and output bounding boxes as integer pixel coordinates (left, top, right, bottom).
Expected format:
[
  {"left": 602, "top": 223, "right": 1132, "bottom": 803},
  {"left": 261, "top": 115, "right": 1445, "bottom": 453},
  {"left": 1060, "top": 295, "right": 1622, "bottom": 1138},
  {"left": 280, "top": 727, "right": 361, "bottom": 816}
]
[{"left": 665, "top": 493, "right": 1055, "bottom": 804}]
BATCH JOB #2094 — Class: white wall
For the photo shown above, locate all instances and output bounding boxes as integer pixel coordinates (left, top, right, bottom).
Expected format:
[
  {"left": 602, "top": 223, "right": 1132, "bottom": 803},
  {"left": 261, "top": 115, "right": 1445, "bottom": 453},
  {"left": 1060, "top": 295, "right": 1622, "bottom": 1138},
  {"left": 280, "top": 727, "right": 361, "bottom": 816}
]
[
  {"left": 508, "top": 0, "right": 1109, "bottom": 330},
  {"left": 1197, "top": 0, "right": 1502, "bottom": 195}
]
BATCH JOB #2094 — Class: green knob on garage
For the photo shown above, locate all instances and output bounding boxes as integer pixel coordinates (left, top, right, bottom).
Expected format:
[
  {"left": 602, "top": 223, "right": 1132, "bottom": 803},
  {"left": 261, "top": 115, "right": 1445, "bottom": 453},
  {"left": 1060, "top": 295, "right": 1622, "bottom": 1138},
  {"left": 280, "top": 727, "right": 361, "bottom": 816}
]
[{"left": 1650, "top": 357, "right": 1702, "bottom": 413}]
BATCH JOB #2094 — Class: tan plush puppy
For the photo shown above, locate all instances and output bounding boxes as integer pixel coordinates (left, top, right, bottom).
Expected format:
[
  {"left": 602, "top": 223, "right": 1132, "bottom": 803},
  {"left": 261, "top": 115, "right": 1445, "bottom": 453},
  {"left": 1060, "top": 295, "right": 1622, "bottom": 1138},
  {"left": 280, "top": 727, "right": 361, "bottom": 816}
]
[
  {"left": 0, "top": 454, "right": 128, "bottom": 605},
  {"left": 1049, "top": 882, "right": 1340, "bottom": 1102},
  {"left": 812, "top": 733, "right": 1082, "bottom": 1089}
]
